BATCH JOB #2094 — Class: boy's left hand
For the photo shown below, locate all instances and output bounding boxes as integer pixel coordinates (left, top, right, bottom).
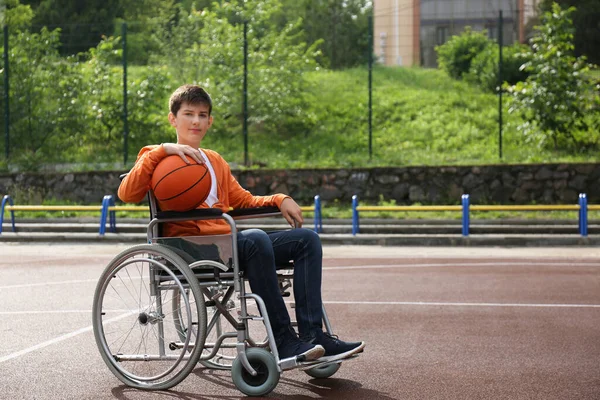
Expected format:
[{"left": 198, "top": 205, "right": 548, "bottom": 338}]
[{"left": 280, "top": 198, "right": 303, "bottom": 228}]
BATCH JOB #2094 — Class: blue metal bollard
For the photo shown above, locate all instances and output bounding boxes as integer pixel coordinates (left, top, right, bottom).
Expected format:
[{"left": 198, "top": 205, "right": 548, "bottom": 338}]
[
  {"left": 0, "top": 195, "right": 16, "bottom": 234},
  {"left": 579, "top": 193, "right": 588, "bottom": 237},
  {"left": 352, "top": 195, "right": 359, "bottom": 236},
  {"left": 313, "top": 195, "right": 323, "bottom": 233},
  {"left": 461, "top": 194, "right": 470, "bottom": 236},
  {"left": 99, "top": 195, "right": 116, "bottom": 236}
]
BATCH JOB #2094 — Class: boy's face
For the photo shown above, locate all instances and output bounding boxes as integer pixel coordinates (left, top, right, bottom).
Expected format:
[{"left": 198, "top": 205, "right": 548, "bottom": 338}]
[{"left": 168, "top": 102, "right": 213, "bottom": 147}]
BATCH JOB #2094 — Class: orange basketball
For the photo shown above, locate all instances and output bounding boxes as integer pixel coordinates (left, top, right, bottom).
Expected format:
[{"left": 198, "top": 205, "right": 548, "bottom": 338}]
[{"left": 151, "top": 155, "right": 212, "bottom": 211}]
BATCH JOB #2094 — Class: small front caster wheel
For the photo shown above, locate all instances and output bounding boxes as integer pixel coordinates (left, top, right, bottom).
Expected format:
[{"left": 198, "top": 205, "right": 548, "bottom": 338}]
[
  {"left": 231, "top": 348, "right": 280, "bottom": 396},
  {"left": 305, "top": 362, "right": 341, "bottom": 379}
]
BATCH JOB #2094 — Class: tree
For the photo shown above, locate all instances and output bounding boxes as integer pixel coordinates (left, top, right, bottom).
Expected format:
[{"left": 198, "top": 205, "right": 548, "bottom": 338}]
[
  {"left": 2, "top": 27, "right": 89, "bottom": 167},
  {"left": 506, "top": 3, "right": 599, "bottom": 150},
  {"left": 277, "top": 0, "right": 372, "bottom": 69},
  {"left": 23, "top": 0, "right": 121, "bottom": 55},
  {"left": 150, "top": 0, "right": 321, "bottom": 144},
  {"left": 113, "top": 0, "right": 176, "bottom": 64},
  {"left": 539, "top": 0, "right": 600, "bottom": 65},
  {"left": 1, "top": 0, "right": 34, "bottom": 28}
]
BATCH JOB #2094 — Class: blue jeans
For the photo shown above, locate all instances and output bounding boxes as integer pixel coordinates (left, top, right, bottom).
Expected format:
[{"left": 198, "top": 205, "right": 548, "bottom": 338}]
[{"left": 237, "top": 228, "right": 323, "bottom": 340}]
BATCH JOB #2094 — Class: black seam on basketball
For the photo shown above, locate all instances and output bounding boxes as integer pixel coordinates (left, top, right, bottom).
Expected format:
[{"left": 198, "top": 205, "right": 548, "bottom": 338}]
[
  {"left": 153, "top": 163, "right": 195, "bottom": 193},
  {"left": 157, "top": 166, "right": 210, "bottom": 202}
]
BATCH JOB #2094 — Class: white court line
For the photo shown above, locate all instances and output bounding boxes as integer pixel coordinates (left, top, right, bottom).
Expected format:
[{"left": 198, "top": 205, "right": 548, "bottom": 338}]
[
  {"left": 2, "top": 299, "right": 598, "bottom": 364},
  {"left": 323, "top": 300, "right": 600, "bottom": 308},
  {"left": 0, "top": 309, "right": 130, "bottom": 316},
  {"left": 0, "top": 279, "right": 98, "bottom": 290},
  {"left": 1, "top": 261, "right": 598, "bottom": 289},
  {"left": 0, "top": 310, "right": 93, "bottom": 315},
  {"left": 323, "top": 261, "right": 600, "bottom": 271},
  {"left": 0, "top": 311, "right": 135, "bottom": 364}
]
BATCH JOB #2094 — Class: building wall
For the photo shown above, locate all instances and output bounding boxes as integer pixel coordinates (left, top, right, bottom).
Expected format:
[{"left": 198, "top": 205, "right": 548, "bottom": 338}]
[
  {"left": 373, "top": 0, "right": 416, "bottom": 66},
  {"left": 374, "top": 0, "right": 536, "bottom": 67}
]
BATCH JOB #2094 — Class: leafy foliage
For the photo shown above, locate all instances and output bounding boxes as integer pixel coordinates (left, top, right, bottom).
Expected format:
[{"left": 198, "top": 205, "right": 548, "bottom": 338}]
[
  {"left": 1, "top": 0, "right": 599, "bottom": 171},
  {"left": 467, "top": 43, "right": 531, "bottom": 92},
  {"left": 436, "top": 27, "right": 491, "bottom": 79},
  {"left": 2, "top": 0, "right": 34, "bottom": 28},
  {"left": 506, "top": 3, "right": 600, "bottom": 150},
  {"left": 3, "top": 27, "right": 88, "bottom": 168},
  {"left": 276, "top": 0, "right": 372, "bottom": 69},
  {"left": 149, "top": 0, "right": 321, "bottom": 145},
  {"left": 540, "top": 0, "right": 600, "bottom": 65}
]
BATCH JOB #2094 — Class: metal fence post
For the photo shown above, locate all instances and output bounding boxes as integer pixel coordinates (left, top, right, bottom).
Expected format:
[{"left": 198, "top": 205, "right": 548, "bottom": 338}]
[
  {"left": 122, "top": 22, "right": 129, "bottom": 166},
  {"left": 243, "top": 20, "right": 249, "bottom": 167},
  {"left": 498, "top": 10, "right": 503, "bottom": 159},
  {"left": 368, "top": 12, "right": 373, "bottom": 160},
  {"left": 3, "top": 25, "right": 9, "bottom": 159}
]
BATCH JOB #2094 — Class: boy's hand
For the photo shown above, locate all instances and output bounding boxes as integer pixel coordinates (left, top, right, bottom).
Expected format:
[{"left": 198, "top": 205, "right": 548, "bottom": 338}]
[
  {"left": 162, "top": 143, "right": 204, "bottom": 164},
  {"left": 280, "top": 197, "right": 303, "bottom": 228}
]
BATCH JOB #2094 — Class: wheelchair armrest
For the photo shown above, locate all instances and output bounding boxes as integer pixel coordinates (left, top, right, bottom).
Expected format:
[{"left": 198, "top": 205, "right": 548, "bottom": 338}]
[
  {"left": 227, "top": 206, "right": 281, "bottom": 220},
  {"left": 156, "top": 208, "right": 224, "bottom": 220}
]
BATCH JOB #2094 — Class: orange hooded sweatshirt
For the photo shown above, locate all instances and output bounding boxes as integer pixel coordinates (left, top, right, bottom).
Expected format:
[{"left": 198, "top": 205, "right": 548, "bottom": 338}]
[{"left": 118, "top": 145, "right": 289, "bottom": 237}]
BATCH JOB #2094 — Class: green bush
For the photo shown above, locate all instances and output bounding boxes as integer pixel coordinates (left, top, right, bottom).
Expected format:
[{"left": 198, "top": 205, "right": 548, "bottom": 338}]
[
  {"left": 467, "top": 43, "right": 531, "bottom": 92},
  {"left": 506, "top": 3, "right": 600, "bottom": 151},
  {"left": 436, "top": 27, "right": 491, "bottom": 79}
]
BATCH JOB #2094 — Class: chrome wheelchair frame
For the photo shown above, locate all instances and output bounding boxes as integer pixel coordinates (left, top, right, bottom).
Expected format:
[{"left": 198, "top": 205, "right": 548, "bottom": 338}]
[{"left": 92, "top": 195, "right": 344, "bottom": 396}]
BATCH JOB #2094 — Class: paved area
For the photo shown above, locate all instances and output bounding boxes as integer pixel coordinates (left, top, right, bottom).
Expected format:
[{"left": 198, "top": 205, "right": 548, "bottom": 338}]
[{"left": 1, "top": 243, "right": 599, "bottom": 399}]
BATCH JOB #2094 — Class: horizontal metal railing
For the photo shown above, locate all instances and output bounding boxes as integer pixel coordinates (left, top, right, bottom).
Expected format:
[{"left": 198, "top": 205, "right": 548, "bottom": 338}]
[
  {"left": 1, "top": 192, "right": 597, "bottom": 238},
  {"left": 0, "top": 194, "right": 323, "bottom": 236},
  {"left": 351, "top": 193, "right": 596, "bottom": 237}
]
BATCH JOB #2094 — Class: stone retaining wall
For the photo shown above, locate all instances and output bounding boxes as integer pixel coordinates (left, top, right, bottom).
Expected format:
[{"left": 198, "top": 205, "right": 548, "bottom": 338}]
[{"left": 0, "top": 163, "right": 598, "bottom": 205}]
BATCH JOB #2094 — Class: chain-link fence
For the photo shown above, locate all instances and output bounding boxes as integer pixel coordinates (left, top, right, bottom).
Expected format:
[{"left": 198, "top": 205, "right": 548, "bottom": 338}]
[{"left": 0, "top": 3, "right": 549, "bottom": 171}]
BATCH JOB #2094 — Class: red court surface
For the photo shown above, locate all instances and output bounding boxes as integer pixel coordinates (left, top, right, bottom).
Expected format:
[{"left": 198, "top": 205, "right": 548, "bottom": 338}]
[{"left": 1, "top": 243, "right": 599, "bottom": 399}]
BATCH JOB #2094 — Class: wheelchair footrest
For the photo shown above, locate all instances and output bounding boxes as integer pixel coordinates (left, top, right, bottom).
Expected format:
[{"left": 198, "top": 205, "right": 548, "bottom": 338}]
[
  {"left": 279, "top": 355, "right": 305, "bottom": 370},
  {"left": 299, "top": 354, "right": 359, "bottom": 371}
]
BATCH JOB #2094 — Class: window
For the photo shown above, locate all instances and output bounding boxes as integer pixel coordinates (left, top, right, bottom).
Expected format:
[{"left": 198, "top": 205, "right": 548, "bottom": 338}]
[{"left": 436, "top": 26, "right": 449, "bottom": 45}]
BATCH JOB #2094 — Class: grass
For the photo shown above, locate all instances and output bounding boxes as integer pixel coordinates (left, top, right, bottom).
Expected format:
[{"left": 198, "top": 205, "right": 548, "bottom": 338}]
[
  {"left": 3, "top": 195, "right": 591, "bottom": 221},
  {"left": 2, "top": 207, "right": 586, "bottom": 221},
  {"left": 205, "top": 66, "right": 599, "bottom": 168},
  {"left": 6, "top": 207, "right": 593, "bottom": 222}
]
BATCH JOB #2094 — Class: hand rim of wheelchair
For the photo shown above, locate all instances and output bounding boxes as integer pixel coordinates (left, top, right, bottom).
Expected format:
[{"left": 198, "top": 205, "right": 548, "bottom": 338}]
[{"left": 92, "top": 244, "right": 207, "bottom": 389}]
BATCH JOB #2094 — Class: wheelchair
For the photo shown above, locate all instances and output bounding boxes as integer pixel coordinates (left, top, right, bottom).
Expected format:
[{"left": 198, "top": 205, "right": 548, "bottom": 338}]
[{"left": 92, "top": 192, "right": 348, "bottom": 396}]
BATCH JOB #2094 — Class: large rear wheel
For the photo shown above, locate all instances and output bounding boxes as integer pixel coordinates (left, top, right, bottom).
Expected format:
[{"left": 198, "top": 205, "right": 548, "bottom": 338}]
[{"left": 92, "top": 244, "right": 207, "bottom": 390}]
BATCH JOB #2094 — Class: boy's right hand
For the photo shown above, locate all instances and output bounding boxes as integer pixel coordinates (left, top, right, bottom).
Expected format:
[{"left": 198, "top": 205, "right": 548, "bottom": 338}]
[{"left": 161, "top": 143, "right": 204, "bottom": 164}]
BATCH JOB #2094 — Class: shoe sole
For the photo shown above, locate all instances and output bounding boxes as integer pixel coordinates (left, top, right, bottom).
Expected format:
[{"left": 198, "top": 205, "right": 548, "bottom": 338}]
[
  {"left": 299, "top": 344, "right": 325, "bottom": 361},
  {"left": 316, "top": 341, "right": 365, "bottom": 363}
]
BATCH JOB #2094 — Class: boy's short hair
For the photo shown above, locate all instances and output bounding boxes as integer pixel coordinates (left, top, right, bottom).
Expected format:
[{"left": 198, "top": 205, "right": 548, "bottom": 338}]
[{"left": 169, "top": 84, "right": 213, "bottom": 116}]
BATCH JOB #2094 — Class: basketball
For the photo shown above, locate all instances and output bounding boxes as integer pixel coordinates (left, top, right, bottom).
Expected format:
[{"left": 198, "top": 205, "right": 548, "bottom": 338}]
[{"left": 151, "top": 155, "right": 212, "bottom": 211}]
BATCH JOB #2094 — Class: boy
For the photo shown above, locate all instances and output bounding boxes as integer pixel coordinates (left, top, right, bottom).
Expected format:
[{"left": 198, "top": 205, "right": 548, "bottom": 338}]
[{"left": 118, "top": 84, "right": 365, "bottom": 362}]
